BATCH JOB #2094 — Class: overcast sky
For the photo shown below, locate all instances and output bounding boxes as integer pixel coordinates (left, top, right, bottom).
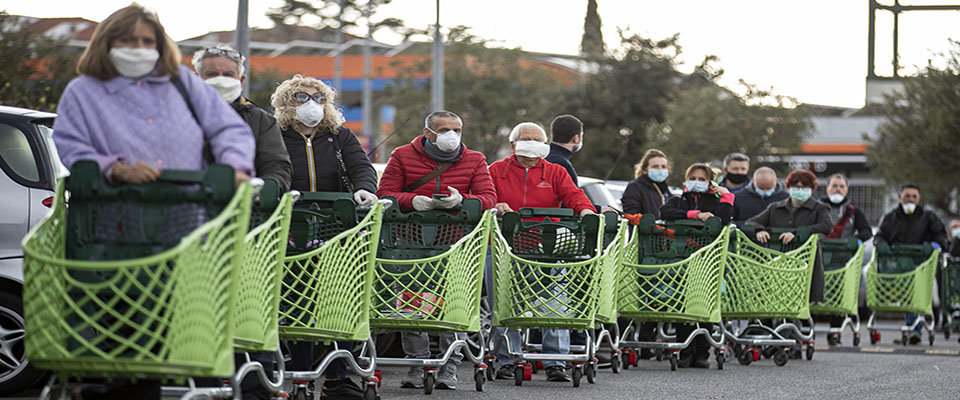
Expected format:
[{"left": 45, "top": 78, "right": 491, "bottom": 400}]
[{"left": 7, "top": 0, "right": 960, "bottom": 108}]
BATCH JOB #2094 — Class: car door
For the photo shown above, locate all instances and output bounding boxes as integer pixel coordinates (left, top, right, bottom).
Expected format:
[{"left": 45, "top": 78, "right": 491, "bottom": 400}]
[{"left": 0, "top": 119, "right": 53, "bottom": 274}]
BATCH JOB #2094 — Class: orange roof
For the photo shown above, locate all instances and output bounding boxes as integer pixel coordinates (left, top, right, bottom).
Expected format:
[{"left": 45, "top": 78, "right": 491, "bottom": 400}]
[{"left": 799, "top": 143, "right": 868, "bottom": 154}]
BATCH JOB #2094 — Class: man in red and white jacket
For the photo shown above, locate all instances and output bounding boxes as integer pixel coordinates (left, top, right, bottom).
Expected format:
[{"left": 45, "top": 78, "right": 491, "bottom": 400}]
[{"left": 487, "top": 122, "right": 595, "bottom": 383}]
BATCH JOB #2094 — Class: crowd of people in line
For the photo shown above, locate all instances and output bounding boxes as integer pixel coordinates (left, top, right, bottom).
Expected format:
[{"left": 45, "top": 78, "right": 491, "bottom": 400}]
[{"left": 44, "top": 4, "right": 960, "bottom": 400}]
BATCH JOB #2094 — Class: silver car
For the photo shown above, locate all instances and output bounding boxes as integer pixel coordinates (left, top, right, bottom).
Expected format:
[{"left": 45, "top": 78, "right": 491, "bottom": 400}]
[{"left": 0, "top": 105, "right": 65, "bottom": 394}]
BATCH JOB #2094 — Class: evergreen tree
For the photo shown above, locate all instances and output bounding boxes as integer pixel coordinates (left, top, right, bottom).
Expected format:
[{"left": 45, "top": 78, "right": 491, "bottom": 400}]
[{"left": 580, "top": 0, "right": 605, "bottom": 58}]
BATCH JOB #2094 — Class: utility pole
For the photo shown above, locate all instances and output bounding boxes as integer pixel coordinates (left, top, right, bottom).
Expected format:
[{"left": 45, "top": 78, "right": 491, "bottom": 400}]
[
  {"left": 430, "top": 0, "right": 444, "bottom": 111},
  {"left": 334, "top": 0, "right": 343, "bottom": 106},
  {"left": 235, "top": 0, "right": 250, "bottom": 98},
  {"left": 362, "top": 1, "right": 375, "bottom": 161}
]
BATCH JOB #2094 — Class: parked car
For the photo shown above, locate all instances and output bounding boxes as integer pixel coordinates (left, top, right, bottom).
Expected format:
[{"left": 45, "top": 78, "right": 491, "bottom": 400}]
[
  {"left": 0, "top": 105, "right": 66, "bottom": 394},
  {"left": 579, "top": 176, "right": 622, "bottom": 213}
]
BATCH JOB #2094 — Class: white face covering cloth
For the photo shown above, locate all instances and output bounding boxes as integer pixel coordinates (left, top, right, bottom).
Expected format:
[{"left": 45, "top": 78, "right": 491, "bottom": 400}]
[
  {"left": 109, "top": 48, "right": 159, "bottom": 78},
  {"left": 514, "top": 140, "right": 550, "bottom": 159},
  {"left": 204, "top": 76, "right": 242, "bottom": 103}
]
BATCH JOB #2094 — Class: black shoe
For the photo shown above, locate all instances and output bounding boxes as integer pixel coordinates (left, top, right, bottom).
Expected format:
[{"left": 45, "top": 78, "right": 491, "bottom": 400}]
[
  {"left": 639, "top": 349, "right": 655, "bottom": 360},
  {"left": 690, "top": 357, "right": 710, "bottom": 369},
  {"left": 909, "top": 333, "right": 922, "bottom": 345},
  {"left": 321, "top": 378, "right": 364, "bottom": 400},
  {"left": 495, "top": 364, "right": 515, "bottom": 380},
  {"left": 546, "top": 366, "right": 570, "bottom": 382},
  {"left": 676, "top": 353, "right": 693, "bottom": 368},
  {"left": 790, "top": 347, "right": 802, "bottom": 359}
]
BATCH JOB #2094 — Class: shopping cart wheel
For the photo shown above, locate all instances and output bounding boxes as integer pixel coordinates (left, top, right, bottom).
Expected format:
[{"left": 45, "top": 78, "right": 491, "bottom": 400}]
[
  {"left": 586, "top": 362, "right": 598, "bottom": 384},
  {"left": 424, "top": 372, "right": 435, "bottom": 395},
  {"left": 853, "top": 333, "right": 861, "bottom": 347},
  {"left": 773, "top": 349, "right": 788, "bottom": 367},
  {"left": 669, "top": 353, "right": 678, "bottom": 371},
  {"left": 655, "top": 349, "right": 663, "bottom": 361},
  {"left": 572, "top": 366, "right": 583, "bottom": 388},
  {"left": 737, "top": 348, "right": 753, "bottom": 366},
  {"left": 870, "top": 330, "right": 880, "bottom": 345},
  {"left": 716, "top": 350, "right": 725, "bottom": 370},
  {"left": 485, "top": 364, "right": 495, "bottom": 381},
  {"left": 929, "top": 333, "right": 935, "bottom": 346},
  {"left": 514, "top": 364, "right": 523, "bottom": 386},
  {"left": 522, "top": 363, "right": 532, "bottom": 381},
  {"left": 474, "top": 369, "right": 485, "bottom": 392},
  {"left": 628, "top": 349, "right": 638, "bottom": 367},
  {"left": 944, "top": 329, "right": 950, "bottom": 340},
  {"left": 363, "top": 384, "right": 378, "bottom": 400},
  {"left": 805, "top": 343, "right": 815, "bottom": 360},
  {"left": 827, "top": 333, "right": 839, "bottom": 346},
  {"left": 611, "top": 352, "right": 622, "bottom": 373},
  {"left": 901, "top": 332, "right": 908, "bottom": 346}
]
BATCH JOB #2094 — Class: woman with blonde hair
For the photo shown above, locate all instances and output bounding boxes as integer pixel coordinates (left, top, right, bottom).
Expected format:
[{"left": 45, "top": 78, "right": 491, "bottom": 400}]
[{"left": 271, "top": 74, "right": 376, "bottom": 399}]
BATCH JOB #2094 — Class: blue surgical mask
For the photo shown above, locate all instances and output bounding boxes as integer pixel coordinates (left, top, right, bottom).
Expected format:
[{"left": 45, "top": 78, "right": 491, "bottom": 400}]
[
  {"left": 648, "top": 169, "right": 669, "bottom": 183},
  {"left": 789, "top": 187, "right": 812, "bottom": 202},
  {"left": 952, "top": 227, "right": 960, "bottom": 239},
  {"left": 686, "top": 180, "right": 709, "bottom": 193},
  {"left": 757, "top": 188, "right": 775, "bottom": 197}
]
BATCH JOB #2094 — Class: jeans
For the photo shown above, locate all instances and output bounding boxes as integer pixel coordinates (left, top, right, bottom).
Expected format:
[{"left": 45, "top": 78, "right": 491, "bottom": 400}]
[
  {"left": 492, "top": 327, "right": 569, "bottom": 368},
  {"left": 905, "top": 314, "right": 924, "bottom": 335},
  {"left": 401, "top": 331, "right": 465, "bottom": 367}
]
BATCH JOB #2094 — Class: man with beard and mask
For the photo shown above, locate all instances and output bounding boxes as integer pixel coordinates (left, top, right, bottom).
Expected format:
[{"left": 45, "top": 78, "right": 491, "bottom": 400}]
[
  {"left": 377, "top": 110, "right": 496, "bottom": 391},
  {"left": 51, "top": 5, "right": 254, "bottom": 400},
  {"left": 876, "top": 184, "right": 948, "bottom": 345},
  {"left": 732, "top": 167, "right": 789, "bottom": 227},
  {"left": 487, "top": 122, "right": 595, "bottom": 383},
  {"left": 718, "top": 153, "right": 751, "bottom": 194},
  {"left": 271, "top": 74, "right": 378, "bottom": 400},
  {"left": 194, "top": 45, "right": 292, "bottom": 192}
]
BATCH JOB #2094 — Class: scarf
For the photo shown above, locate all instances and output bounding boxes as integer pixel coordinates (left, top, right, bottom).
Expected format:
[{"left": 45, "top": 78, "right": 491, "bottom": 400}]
[{"left": 422, "top": 137, "right": 463, "bottom": 162}]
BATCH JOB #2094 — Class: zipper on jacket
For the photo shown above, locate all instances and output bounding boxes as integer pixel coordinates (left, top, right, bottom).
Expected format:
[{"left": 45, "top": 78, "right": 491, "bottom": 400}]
[
  {"left": 522, "top": 168, "right": 529, "bottom": 207},
  {"left": 435, "top": 162, "right": 441, "bottom": 195},
  {"left": 302, "top": 134, "right": 316, "bottom": 192}
]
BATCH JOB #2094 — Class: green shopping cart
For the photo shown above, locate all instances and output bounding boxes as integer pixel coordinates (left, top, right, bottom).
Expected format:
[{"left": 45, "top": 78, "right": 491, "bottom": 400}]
[
  {"left": 809, "top": 238, "right": 864, "bottom": 347},
  {"left": 23, "top": 161, "right": 252, "bottom": 398},
  {"left": 277, "top": 192, "right": 385, "bottom": 400},
  {"left": 865, "top": 242, "right": 939, "bottom": 346},
  {"left": 941, "top": 256, "right": 960, "bottom": 341},
  {"left": 722, "top": 227, "right": 818, "bottom": 366},
  {"left": 616, "top": 215, "right": 729, "bottom": 371},
  {"left": 491, "top": 208, "right": 604, "bottom": 388},
  {"left": 592, "top": 216, "right": 628, "bottom": 374},
  {"left": 369, "top": 197, "right": 493, "bottom": 395}
]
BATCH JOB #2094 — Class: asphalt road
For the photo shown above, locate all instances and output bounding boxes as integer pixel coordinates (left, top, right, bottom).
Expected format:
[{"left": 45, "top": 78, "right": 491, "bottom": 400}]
[{"left": 8, "top": 320, "right": 960, "bottom": 399}]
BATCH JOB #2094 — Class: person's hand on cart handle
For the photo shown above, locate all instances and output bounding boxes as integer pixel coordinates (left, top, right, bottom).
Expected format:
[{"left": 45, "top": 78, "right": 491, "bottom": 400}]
[
  {"left": 495, "top": 202, "right": 514, "bottom": 216},
  {"left": 353, "top": 189, "right": 378, "bottom": 207},
  {"left": 756, "top": 230, "right": 771, "bottom": 244},
  {"left": 412, "top": 195, "right": 435, "bottom": 211},
  {"left": 696, "top": 212, "right": 715, "bottom": 222},
  {"left": 579, "top": 208, "right": 595, "bottom": 218},
  {"left": 234, "top": 170, "right": 250, "bottom": 188},
  {"left": 779, "top": 232, "right": 795, "bottom": 244},
  {"left": 111, "top": 161, "right": 161, "bottom": 184}
]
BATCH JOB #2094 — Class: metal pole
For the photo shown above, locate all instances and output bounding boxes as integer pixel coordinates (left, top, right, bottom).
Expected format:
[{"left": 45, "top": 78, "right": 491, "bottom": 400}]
[
  {"left": 235, "top": 0, "right": 250, "bottom": 98},
  {"left": 362, "top": 2, "right": 375, "bottom": 161},
  {"left": 430, "top": 0, "right": 444, "bottom": 111},
  {"left": 892, "top": 2, "right": 900, "bottom": 78},
  {"left": 334, "top": 0, "right": 343, "bottom": 106},
  {"left": 867, "top": 0, "right": 876, "bottom": 79}
]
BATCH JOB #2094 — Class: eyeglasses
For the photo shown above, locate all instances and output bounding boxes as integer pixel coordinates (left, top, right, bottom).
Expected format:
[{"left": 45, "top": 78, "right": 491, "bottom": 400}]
[
  {"left": 202, "top": 48, "right": 243, "bottom": 63},
  {"left": 294, "top": 92, "right": 327, "bottom": 104}
]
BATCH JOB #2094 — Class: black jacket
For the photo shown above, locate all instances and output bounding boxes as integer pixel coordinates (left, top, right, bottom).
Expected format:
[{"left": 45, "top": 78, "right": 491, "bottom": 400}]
[
  {"left": 545, "top": 143, "right": 578, "bottom": 186},
  {"left": 660, "top": 190, "right": 734, "bottom": 225},
  {"left": 282, "top": 125, "right": 377, "bottom": 194},
  {"left": 732, "top": 183, "right": 789, "bottom": 227},
  {"left": 621, "top": 175, "right": 672, "bottom": 218},
  {"left": 231, "top": 97, "right": 293, "bottom": 193},
  {"left": 744, "top": 197, "right": 832, "bottom": 303},
  {"left": 821, "top": 196, "right": 873, "bottom": 242},
  {"left": 876, "top": 205, "right": 947, "bottom": 249},
  {"left": 950, "top": 237, "right": 960, "bottom": 257}
]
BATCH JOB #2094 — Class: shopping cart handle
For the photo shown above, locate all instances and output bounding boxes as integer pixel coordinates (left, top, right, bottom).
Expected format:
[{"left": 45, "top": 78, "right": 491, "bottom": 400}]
[
  {"left": 516, "top": 207, "right": 576, "bottom": 218},
  {"left": 298, "top": 192, "right": 355, "bottom": 203}
]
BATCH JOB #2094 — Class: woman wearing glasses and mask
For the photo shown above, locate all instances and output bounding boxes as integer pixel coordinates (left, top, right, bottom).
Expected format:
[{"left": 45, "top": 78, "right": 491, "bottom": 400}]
[{"left": 270, "top": 74, "right": 377, "bottom": 399}]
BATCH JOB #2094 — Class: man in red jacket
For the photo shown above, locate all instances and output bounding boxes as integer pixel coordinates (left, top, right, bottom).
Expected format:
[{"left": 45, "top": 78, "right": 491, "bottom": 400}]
[
  {"left": 377, "top": 110, "right": 496, "bottom": 391},
  {"left": 487, "top": 122, "right": 595, "bottom": 383},
  {"left": 377, "top": 110, "right": 497, "bottom": 212}
]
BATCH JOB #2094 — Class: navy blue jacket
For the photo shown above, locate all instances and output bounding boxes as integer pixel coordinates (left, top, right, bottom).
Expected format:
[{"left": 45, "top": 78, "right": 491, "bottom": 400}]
[
  {"left": 546, "top": 142, "right": 578, "bottom": 186},
  {"left": 732, "top": 183, "right": 789, "bottom": 227}
]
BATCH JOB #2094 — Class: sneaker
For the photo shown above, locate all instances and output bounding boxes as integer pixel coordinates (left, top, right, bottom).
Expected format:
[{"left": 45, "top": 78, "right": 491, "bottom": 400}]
[
  {"left": 435, "top": 364, "right": 458, "bottom": 390},
  {"left": 495, "top": 364, "right": 515, "bottom": 380},
  {"left": 545, "top": 366, "right": 570, "bottom": 382},
  {"left": 321, "top": 378, "right": 364, "bottom": 400},
  {"left": 908, "top": 333, "right": 922, "bottom": 345},
  {"left": 400, "top": 367, "right": 424, "bottom": 389}
]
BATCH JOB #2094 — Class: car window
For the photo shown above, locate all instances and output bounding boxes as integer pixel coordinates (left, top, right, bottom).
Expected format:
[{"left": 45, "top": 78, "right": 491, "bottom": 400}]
[
  {"left": 38, "top": 124, "right": 68, "bottom": 178},
  {"left": 0, "top": 122, "right": 40, "bottom": 182}
]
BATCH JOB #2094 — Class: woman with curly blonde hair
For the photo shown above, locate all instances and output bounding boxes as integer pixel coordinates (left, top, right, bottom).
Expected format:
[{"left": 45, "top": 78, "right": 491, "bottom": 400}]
[{"left": 271, "top": 74, "right": 376, "bottom": 398}]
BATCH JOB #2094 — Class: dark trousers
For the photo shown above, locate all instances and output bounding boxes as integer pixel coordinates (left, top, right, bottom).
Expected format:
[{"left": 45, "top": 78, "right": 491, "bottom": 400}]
[
  {"left": 676, "top": 324, "right": 711, "bottom": 361},
  {"left": 289, "top": 341, "right": 355, "bottom": 379}
]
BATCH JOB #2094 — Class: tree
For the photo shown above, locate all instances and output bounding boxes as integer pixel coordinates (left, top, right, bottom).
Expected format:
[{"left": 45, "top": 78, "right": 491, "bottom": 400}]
[
  {"left": 644, "top": 80, "right": 812, "bottom": 186},
  {"left": 563, "top": 32, "right": 684, "bottom": 181},
  {"left": 380, "top": 27, "right": 569, "bottom": 160},
  {"left": 867, "top": 42, "right": 960, "bottom": 215},
  {"left": 0, "top": 12, "right": 78, "bottom": 112},
  {"left": 580, "top": 0, "right": 605, "bottom": 58},
  {"left": 266, "top": 0, "right": 406, "bottom": 37}
]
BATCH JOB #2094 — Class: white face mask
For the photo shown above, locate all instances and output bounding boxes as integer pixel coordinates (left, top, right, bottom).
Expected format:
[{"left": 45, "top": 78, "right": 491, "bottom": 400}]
[
  {"left": 573, "top": 140, "right": 583, "bottom": 153},
  {"left": 515, "top": 140, "right": 551, "bottom": 159},
  {"left": 902, "top": 202, "right": 917, "bottom": 215},
  {"left": 295, "top": 101, "right": 325, "bottom": 127},
  {"left": 431, "top": 129, "right": 461, "bottom": 152},
  {"left": 828, "top": 193, "right": 845, "bottom": 204},
  {"left": 109, "top": 48, "right": 159, "bottom": 78},
  {"left": 204, "top": 76, "right": 242, "bottom": 103}
]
